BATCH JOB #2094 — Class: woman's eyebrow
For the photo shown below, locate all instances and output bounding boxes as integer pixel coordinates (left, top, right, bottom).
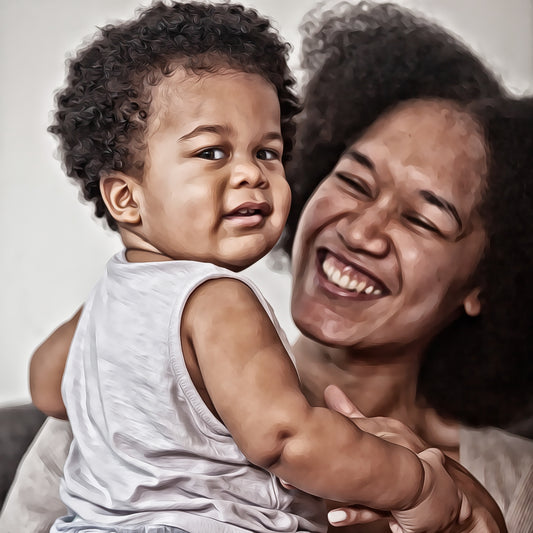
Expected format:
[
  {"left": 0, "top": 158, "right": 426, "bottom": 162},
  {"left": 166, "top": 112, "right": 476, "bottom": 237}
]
[
  {"left": 419, "top": 189, "right": 462, "bottom": 229},
  {"left": 345, "top": 149, "right": 375, "bottom": 171}
]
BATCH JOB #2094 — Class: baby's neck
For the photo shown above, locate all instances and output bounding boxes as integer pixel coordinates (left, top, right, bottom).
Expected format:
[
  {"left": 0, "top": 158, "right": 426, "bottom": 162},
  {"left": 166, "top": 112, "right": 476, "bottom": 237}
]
[{"left": 124, "top": 247, "right": 172, "bottom": 263}]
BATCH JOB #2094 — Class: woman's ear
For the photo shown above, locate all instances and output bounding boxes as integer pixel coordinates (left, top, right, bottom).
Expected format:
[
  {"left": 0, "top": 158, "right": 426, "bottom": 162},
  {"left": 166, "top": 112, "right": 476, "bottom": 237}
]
[
  {"left": 100, "top": 173, "right": 141, "bottom": 225},
  {"left": 463, "top": 287, "right": 481, "bottom": 317}
]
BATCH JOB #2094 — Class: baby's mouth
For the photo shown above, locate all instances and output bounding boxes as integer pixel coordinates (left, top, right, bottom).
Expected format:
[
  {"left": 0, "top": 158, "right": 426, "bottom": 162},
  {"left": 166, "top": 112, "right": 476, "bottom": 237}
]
[
  {"left": 318, "top": 249, "right": 388, "bottom": 297},
  {"left": 223, "top": 202, "right": 272, "bottom": 228},
  {"left": 225, "top": 202, "right": 271, "bottom": 218}
]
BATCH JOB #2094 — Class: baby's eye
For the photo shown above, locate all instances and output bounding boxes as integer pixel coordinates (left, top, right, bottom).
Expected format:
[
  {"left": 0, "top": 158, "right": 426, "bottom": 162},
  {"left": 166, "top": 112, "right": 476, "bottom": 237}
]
[
  {"left": 256, "top": 148, "right": 280, "bottom": 161},
  {"left": 197, "top": 148, "right": 226, "bottom": 160}
]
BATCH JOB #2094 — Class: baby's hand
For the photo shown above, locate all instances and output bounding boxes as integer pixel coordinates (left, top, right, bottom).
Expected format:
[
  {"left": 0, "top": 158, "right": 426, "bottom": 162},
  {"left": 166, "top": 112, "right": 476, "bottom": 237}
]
[{"left": 390, "top": 448, "right": 471, "bottom": 533}]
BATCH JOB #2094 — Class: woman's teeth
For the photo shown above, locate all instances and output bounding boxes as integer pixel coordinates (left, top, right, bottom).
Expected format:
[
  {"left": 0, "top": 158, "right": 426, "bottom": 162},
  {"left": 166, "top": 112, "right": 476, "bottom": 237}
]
[{"left": 322, "top": 256, "right": 382, "bottom": 295}]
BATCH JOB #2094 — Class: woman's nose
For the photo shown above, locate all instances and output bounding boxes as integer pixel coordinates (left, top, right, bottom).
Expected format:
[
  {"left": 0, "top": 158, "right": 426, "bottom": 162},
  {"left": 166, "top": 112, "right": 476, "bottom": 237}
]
[
  {"left": 337, "top": 207, "right": 392, "bottom": 257},
  {"left": 229, "top": 159, "right": 267, "bottom": 189}
]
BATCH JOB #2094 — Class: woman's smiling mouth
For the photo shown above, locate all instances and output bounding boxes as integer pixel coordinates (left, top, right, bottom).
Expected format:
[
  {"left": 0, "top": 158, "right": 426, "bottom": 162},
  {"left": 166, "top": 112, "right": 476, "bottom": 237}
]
[{"left": 317, "top": 249, "right": 388, "bottom": 297}]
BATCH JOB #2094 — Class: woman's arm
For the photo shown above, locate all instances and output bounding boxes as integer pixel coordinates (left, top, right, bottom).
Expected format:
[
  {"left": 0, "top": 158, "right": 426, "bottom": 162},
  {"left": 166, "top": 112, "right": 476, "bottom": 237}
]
[{"left": 29, "top": 307, "right": 82, "bottom": 419}]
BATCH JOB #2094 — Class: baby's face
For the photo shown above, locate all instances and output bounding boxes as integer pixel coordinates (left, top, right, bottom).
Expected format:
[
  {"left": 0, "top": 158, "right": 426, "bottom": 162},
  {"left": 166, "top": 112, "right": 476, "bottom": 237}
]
[{"left": 131, "top": 67, "right": 290, "bottom": 270}]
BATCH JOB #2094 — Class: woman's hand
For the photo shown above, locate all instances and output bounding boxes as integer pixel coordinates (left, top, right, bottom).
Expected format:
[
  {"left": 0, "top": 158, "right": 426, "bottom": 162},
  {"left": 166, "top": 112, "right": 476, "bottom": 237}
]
[
  {"left": 323, "top": 385, "right": 507, "bottom": 532},
  {"left": 323, "top": 385, "right": 427, "bottom": 453},
  {"left": 29, "top": 307, "right": 82, "bottom": 419}
]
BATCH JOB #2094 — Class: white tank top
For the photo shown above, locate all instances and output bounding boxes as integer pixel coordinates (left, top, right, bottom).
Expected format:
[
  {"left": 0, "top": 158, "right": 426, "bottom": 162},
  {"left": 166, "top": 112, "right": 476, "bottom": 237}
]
[{"left": 60, "top": 252, "right": 326, "bottom": 532}]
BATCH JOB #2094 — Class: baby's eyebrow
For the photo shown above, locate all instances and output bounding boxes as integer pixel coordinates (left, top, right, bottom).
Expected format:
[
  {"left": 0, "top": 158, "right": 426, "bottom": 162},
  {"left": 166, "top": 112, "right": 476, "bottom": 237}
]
[
  {"left": 179, "top": 124, "right": 231, "bottom": 141},
  {"left": 178, "top": 125, "right": 283, "bottom": 144},
  {"left": 262, "top": 131, "right": 284, "bottom": 143}
]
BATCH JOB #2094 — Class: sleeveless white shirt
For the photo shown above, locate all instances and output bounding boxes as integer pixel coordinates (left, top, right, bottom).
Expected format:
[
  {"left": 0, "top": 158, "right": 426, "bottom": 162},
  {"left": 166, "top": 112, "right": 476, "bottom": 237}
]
[{"left": 59, "top": 252, "right": 326, "bottom": 532}]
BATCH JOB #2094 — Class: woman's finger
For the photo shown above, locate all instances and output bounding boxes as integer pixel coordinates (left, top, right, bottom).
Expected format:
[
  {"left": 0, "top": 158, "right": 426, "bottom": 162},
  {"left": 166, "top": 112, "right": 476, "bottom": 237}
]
[
  {"left": 389, "top": 520, "right": 405, "bottom": 533},
  {"left": 328, "top": 507, "right": 385, "bottom": 526},
  {"left": 324, "top": 384, "right": 365, "bottom": 418}
]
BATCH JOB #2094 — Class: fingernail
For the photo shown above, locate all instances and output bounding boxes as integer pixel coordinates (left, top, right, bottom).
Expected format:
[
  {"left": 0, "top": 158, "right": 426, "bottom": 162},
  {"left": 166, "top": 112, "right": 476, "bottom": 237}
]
[
  {"left": 329, "top": 388, "right": 354, "bottom": 415},
  {"left": 328, "top": 510, "right": 348, "bottom": 524}
]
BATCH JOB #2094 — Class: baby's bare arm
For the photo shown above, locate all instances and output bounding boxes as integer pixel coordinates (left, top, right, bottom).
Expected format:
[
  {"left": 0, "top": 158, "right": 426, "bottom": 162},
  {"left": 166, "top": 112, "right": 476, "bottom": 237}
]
[
  {"left": 324, "top": 385, "right": 506, "bottom": 533},
  {"left": 29, "top": 307, "right": 82, "bottom": 419},
  {"left": 183, "top": 278, "right": 427, "bottom": 510}
]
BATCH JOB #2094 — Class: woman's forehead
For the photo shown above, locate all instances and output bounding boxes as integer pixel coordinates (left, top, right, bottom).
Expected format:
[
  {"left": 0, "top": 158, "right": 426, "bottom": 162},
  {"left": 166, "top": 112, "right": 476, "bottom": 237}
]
[
  {"left": 354, "top": 100, "right": 487, "bottom": 188},
  {"left": 362, "top": 100, "right": 483, "bottom": 151}
]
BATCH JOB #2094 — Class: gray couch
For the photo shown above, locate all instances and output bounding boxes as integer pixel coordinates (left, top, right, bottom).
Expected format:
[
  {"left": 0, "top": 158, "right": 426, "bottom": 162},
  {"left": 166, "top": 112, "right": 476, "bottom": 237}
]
[{"left": 0, "top": 404, "right": 46, "bottom": 508}]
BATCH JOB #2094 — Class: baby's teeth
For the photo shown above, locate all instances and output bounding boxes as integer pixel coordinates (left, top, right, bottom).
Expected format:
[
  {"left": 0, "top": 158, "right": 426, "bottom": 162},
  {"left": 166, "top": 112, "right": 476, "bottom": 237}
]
[
  {"left": 339, "top": 275, "right": 350, "bottom": 288},
  {"left": 331, "top": 270, "right": 341, "bottom": 284},
  {"left": 364, "top": 285, "right": 374, "bottom": 294},
  {"left": 348, "top": 279, "right": 358, "bottom": 290},
  {"left": 373, "top": 289, "right": 382, "bottom": 295}
]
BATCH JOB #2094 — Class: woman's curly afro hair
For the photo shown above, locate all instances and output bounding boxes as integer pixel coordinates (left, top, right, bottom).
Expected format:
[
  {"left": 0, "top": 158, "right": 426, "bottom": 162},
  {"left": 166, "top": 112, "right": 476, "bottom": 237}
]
[
  {"left": 284, "top": 2, "right": 533, "bottom": 427},
  {"left": 419, "top": 97, "right": 533, "bottom": 429},
  {"left": 282, "top": 0, "right": 503, "bottom": 254},
  {"left": 49, "top": 1, "right": 299, "bottom": 230}
]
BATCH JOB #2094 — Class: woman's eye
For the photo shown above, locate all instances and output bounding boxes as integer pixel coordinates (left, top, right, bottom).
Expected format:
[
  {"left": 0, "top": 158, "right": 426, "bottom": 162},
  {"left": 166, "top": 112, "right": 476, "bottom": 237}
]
[
  {"left": 335, "top": 173, "right": 372, "bottom": 197},
  {"left": 256, "top": 148, "right": 280, "bottom": 161},
  {"left": 403, "top": 214, "right": 441, "bottom": 235},
  {"left": 197, "top": 148, "right": 225, "bottom": 160}
]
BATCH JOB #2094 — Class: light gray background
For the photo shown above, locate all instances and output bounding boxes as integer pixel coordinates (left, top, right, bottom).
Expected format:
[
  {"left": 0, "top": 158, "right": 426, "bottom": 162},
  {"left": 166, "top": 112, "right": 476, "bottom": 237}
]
[{"left": 1, "top": 0, "right": 531, "bottom": 405}]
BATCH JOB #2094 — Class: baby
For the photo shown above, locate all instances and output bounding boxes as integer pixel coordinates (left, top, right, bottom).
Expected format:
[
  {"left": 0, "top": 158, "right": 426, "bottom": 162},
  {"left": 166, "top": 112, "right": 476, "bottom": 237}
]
[{"left": 31, "top": 2, "right": 469, "bottom": 532}]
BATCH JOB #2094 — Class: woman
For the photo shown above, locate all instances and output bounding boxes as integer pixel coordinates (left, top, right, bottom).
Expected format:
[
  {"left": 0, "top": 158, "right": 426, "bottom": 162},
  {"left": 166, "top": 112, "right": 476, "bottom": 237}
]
[
  {"left": 287, "top": 94, "right": 533, "bottom": 529},
  {"left": 2, "top": 2, "right": 531, "bottom": 532},
  {"left": 281, "top": 3, "right": 532, "bottom": 529}
]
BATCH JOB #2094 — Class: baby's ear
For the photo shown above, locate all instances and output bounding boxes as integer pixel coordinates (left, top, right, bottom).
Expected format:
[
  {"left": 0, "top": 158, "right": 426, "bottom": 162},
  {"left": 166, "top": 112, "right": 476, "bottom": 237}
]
[
  {"left": 100, "top": 173, "right": 141, "bottom": 225},
  {"left": 463, "top": 287, "right": 481, "bottom": 317}
]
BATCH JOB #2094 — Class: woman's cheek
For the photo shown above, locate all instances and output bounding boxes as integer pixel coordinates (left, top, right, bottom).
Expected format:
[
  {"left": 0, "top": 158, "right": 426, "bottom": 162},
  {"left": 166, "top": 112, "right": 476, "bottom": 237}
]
[{"left": 304, "top": 188, "right": 348, "bottom": 229}]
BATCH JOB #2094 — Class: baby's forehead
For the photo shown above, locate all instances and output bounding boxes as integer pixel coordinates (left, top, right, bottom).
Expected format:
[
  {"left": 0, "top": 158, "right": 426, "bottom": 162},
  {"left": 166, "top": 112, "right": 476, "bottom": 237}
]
[
  {"left": 147, "top": 66, "right": 280, "bottom": 133},
  {"left": 149, "top": 66, "right": 253, "bottom": 114}
]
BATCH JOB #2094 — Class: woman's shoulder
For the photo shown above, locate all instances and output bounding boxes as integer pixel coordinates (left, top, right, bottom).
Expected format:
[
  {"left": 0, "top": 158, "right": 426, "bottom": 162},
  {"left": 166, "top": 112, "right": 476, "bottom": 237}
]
[
  {"left": 460, "top": 425, "right": 533, "bottom": 467},
  {"left": 459, "top": 425, "right": 533, "bottom": 531}
]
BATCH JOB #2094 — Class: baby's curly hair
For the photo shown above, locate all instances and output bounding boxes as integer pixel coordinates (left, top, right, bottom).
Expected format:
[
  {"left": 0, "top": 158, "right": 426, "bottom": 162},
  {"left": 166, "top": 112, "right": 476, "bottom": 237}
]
[
  {"left": 49, "top": 1, "right": 299, "bottom": 230},
  {"left": 283, "top": 2, "right": 533, "bottom": 427}
]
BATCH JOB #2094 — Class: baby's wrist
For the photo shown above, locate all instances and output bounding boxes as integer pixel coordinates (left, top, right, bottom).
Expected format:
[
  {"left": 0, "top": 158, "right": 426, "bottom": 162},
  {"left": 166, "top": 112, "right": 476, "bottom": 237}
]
[
  {"left": 405, "top": 449, "right": 427, "bottom": 510},
  {"left": 391, "top": 448, "right": 456, "bottom": 532},
  {"left": 414, "top": 447, "right": 443, "bottom": 507}
]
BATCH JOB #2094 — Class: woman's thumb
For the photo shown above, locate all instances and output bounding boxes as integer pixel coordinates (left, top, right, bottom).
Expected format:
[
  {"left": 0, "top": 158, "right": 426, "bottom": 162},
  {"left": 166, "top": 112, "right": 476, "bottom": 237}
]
[{"left": 324, "top": 384, "right": 365, "bottom": 418}]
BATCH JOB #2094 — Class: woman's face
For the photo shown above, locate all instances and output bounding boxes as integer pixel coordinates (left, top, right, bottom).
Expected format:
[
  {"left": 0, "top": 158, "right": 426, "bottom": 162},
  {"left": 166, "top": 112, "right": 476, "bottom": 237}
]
[{"left": 291, "top": 100, "right": 488, "bottom": 350}]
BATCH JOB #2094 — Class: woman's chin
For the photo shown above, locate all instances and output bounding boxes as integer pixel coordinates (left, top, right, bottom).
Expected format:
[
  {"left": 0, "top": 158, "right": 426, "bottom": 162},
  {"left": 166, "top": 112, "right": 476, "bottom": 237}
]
[{"left": 292, "top": 303, "right": 360, "bottom": 347}]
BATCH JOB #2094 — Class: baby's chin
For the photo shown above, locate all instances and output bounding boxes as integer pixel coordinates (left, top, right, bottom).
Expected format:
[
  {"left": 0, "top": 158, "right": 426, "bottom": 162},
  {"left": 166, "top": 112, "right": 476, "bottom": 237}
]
[
  {"left": 215, "top": 237, "right": 280, "bottom": 271},
  {"left": 210, "top": 252, "right": 268, "bottom": 273}
]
